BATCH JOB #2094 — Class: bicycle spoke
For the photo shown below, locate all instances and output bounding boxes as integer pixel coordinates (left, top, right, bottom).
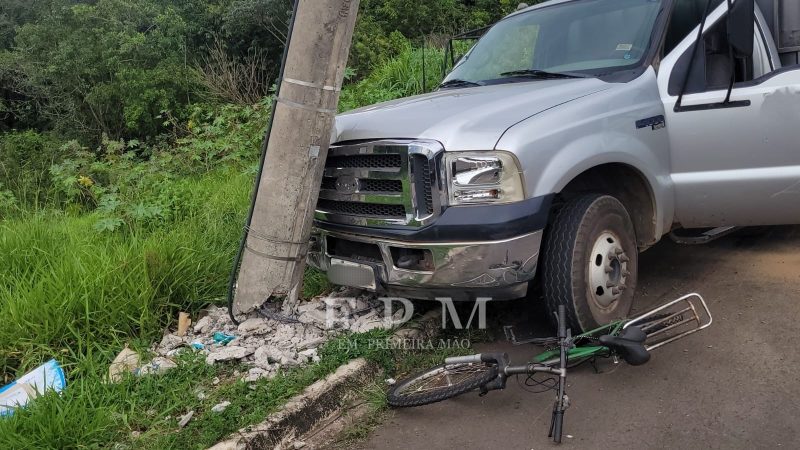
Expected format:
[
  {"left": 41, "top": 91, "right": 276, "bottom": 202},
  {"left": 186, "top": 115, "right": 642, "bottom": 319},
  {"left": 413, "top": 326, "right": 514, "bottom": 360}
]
[{"left": 402, "top": 364, "right": 490, "bottom": 395}]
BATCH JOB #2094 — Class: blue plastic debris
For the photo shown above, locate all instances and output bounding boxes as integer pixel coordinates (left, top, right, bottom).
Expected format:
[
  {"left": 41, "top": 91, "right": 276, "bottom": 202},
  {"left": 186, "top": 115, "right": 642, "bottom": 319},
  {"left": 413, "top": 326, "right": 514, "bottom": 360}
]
[
  {"left": 213, "top": 332, "right": 235, "bottom": 345},
  {"left": 0, "top": 359, "right": 66, "bottom": 417},
  {"left": 191, "top": 341, "right": 205, "bottom": 350}
]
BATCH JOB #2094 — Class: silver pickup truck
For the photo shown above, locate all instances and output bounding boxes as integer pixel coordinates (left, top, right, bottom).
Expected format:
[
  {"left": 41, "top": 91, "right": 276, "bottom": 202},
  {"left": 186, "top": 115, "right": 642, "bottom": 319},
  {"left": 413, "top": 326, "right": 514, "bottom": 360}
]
[{"left": 308, "top": 0, "right": 800, "bottom": 331}]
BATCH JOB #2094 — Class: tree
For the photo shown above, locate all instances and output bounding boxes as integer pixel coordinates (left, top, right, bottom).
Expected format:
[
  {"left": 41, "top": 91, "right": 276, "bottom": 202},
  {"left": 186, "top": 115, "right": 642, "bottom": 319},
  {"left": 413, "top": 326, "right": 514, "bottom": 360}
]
[{"left": 4, "top": 0, "right": 199, "bottom": 142}]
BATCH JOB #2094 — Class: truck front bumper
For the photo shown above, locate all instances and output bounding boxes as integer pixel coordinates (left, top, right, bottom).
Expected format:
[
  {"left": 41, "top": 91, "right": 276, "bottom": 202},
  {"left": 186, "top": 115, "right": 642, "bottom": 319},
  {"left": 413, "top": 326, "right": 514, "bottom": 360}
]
[{"left": 307, "top": 228, "right": 543, "bottom": 301}]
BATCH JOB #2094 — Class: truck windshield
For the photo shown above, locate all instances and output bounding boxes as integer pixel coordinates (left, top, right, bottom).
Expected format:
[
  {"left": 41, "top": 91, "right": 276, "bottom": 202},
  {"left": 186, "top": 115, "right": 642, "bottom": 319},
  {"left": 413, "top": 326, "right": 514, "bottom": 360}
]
[{"left": 444, "top": 0, "right": 664, "bottom": 86}]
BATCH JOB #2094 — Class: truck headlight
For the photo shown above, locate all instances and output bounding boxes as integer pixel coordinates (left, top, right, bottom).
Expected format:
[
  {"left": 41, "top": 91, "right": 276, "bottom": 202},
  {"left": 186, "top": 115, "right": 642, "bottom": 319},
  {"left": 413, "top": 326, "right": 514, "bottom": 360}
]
[{"left": 445, "top": 151, "right": 525, "bottom": 205}]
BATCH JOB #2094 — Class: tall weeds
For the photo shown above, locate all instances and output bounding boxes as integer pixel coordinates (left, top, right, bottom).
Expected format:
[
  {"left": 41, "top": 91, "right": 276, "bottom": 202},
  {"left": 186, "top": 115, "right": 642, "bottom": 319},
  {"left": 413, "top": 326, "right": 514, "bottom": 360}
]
[{"left": 340, "top": 44, "right": 446, "bottom": 111}]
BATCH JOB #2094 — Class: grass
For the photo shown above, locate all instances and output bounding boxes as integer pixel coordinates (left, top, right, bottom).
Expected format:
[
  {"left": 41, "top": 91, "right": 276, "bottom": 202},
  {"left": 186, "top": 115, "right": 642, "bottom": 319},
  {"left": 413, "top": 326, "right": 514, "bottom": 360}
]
[
  {"left": 0, "top": 169, "right": 249, "bottom": 378},
  {"left": 0, "top": 44, "right": 454, "bottom": 449},
  {"left": 0, "top": 331, "right": 396, "bottom": 450},
  {"left": 339, "top": 45, "right": 445, "bottom": 112},
  {"left": 324, "top": 330, "right": 484, "bottom": 449},
  {"left": 0, "top": 167, "right": 337, "bottom": 448}
]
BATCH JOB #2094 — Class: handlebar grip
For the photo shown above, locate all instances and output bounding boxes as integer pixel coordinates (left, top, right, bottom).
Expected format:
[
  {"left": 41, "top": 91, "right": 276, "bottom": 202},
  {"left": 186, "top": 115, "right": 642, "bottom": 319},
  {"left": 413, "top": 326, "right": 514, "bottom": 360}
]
[
  {"left": 557, "top": 305, "right": 566, "bottom": 339},
  {"left": 445, "top": 354, "right": 482, "bottom": 365}
]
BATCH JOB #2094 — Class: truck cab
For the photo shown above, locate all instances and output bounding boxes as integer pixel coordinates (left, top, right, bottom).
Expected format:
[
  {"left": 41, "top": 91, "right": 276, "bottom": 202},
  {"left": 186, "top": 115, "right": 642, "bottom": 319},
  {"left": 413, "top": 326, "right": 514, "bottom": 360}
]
[{"left": 308, "top": 0, "right": 800, "bottom": 331}]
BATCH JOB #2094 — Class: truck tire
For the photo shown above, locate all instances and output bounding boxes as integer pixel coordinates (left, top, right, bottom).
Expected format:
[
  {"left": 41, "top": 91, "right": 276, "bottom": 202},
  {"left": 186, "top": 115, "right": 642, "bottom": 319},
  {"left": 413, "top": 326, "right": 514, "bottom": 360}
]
[{"left": 541, "top": 194, "right": 638, "bottom": 332}]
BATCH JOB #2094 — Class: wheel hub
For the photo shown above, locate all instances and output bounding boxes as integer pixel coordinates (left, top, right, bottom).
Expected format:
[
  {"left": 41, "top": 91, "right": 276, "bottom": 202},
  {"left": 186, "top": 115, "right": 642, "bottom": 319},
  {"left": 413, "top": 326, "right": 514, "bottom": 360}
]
[{"left": 588, "top": 231, "right": 630, "bottom": 308}]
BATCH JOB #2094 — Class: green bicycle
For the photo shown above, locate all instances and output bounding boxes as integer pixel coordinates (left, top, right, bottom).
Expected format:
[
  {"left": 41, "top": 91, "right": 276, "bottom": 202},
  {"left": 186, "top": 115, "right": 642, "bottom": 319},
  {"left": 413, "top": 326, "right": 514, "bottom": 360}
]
[{"left": 387, "top": 293, "right": 713, "bottom": 443}]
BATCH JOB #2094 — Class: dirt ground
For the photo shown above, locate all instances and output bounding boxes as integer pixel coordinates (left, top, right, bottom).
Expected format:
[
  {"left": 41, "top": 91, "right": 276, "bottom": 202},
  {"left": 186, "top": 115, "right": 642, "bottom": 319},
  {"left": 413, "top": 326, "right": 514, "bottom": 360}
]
[{"left": 358, "top": 226, "right": 800, "bottom": 450}]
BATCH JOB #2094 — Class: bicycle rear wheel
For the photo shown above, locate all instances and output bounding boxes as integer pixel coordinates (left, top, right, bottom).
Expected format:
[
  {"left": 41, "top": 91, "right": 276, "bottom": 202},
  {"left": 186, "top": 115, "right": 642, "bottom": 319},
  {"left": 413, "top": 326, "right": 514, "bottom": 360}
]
[{"left": 387, "top": 363, "right": 498, "bottom": 408}]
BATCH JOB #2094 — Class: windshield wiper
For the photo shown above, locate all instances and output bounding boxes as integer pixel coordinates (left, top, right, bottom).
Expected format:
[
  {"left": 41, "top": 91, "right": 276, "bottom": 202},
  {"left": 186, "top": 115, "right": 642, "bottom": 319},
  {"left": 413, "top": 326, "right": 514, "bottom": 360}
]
[
  {"left": 499, "top": 69, "right": 592, "bottom": 80},
  {"left": 439, "top": 79, "right": 483, "bottom": 89}
]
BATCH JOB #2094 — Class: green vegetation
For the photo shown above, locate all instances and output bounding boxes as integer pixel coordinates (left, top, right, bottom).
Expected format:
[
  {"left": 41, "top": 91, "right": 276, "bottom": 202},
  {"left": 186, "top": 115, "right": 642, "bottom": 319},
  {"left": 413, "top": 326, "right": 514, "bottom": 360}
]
[
  {"left": 0, "top": 331, "right": 395, "bottom": 449},
  {"left": 0, "top": 0, "right": 526, "bottom": 447}
]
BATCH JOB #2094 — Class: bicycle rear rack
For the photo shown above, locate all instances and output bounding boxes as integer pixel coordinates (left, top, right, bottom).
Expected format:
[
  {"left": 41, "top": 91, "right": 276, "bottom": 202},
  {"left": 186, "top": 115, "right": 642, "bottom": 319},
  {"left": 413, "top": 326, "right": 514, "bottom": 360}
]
[{"left": 624, "top": 293, "right": 713, "bottom": 351}]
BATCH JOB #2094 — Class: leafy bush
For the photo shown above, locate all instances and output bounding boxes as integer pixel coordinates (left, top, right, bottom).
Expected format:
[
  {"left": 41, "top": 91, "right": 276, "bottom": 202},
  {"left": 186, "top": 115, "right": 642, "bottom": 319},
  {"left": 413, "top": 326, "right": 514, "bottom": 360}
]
[
  {"left": 0, "top": 130, "right": 69, "bottom": 210},
  {"left": 0, "top": 170, "right": 251, "bottom": 376},
  {"left": 176, "top": 99, "right": 272, "bottom": 170},
  {"left": 4, "top": 0, "right": 200, "bottom": 142},
  {"left": 0, "top": 182, "right": 17, "bottom": 218}
]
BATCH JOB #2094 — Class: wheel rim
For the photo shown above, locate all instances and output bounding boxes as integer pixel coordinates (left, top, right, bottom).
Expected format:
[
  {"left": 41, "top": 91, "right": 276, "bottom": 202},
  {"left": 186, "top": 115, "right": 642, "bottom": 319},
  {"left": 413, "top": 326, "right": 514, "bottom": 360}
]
[
  {"left": 588, "top": 231, "right": 630, "bottom": 309},
  {"left": 395, "top": 364, "right": 491, "bottom": 396}
]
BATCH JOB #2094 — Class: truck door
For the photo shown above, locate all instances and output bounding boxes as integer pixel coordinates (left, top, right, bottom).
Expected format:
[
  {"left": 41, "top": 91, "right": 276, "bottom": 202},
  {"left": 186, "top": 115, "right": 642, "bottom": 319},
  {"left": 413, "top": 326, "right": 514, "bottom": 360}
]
[{"left": 657, "top": 1, "right": 800, "bottom": 228}]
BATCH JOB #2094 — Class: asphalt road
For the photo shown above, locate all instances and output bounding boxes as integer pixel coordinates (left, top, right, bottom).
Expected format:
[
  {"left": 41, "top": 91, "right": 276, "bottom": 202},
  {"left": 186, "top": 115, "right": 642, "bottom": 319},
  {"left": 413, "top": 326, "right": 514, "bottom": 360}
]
[{"left": 359, "top": 226, "right": 800, "bottom": 450}]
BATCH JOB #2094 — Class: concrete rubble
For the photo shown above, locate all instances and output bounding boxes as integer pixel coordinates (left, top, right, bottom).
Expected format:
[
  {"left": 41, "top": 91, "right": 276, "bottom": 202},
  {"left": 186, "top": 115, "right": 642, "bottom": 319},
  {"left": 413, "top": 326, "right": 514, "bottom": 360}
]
[
  {"left": 177, "top": 410, "right": 194, "bottom": 428},
  {"left": 151, "top": 288, "right": 402, "bottom": 382}
]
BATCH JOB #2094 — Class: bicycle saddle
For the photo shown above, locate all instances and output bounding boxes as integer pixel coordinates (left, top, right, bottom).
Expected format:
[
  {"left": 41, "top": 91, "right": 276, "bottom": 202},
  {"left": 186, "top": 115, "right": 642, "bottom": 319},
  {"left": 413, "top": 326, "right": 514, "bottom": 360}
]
[{"left": 599, "top": 326, "right": 650, "bottom": 366}]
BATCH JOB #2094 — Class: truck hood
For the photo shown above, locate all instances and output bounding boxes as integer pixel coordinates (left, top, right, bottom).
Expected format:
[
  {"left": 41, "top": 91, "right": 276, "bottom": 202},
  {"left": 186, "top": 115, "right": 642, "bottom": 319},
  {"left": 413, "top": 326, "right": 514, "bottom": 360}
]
[{"left": 333, "top": 78, "right": 611, "bottom": 150}]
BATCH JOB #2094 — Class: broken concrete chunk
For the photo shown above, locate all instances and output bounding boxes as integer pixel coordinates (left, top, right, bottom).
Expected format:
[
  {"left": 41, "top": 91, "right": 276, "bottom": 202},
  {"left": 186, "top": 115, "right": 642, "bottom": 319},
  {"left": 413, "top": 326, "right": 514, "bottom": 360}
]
[
  {"left": 270, "top": 325, "right": 297, "bottom": 343},
  {"left": 298, "top": 309, "right": 328, "bottom": 326},
  {"left": 297, "top": 337, "right": 326, "bottom": 350},
  {"left": 205, "top": 346, "right": 254, "bottom": 365},
  {"left": 296, "top": 302, "right": 322, "bottom": 314},
  {"left": 279, "top": 354, "right": 301, "bottom": 367},
  {"left": 237, "top": 318, "right": 270, "bottom": 335},
  {"left": 254, "top": 346, "right": 285, "bottom": 365},
  {"left": 157, "top": 334, "right": 185, "bottom": 354},
  {"left": 211, "top": 401, "right": 231, "bottom": 413},
  {"left": 137, "top": 357, "right": 178, "bottom": 376},
  {"left": 243, "top": 367, "right": 270, "bottom": 383},
  {"left": 177, "top": 410, "right": 194, "bottom": 428},
  {"left": 193, "top": 316, "right": 213, "bottom": 334},
  {"left": 347, "top": 297, "right": 369, "bottom": 311},
  {"left": 297, "top": 348, "right": 318, "bottom": 363}
]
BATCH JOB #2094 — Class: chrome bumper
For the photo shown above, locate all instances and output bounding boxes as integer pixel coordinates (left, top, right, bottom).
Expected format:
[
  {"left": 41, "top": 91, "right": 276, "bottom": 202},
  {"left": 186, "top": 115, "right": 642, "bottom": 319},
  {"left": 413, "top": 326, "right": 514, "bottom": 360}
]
[{"left": 307, "top": 228, "right": 543, "bottom": 300}]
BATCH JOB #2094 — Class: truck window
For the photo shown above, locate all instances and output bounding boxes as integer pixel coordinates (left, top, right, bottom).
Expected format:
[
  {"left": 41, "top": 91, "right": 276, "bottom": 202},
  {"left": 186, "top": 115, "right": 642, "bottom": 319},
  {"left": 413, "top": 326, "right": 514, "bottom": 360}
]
[
  {"left": 669, "top": 11, "right": 772, "bottom": 94},
  {"left": 443, "top": 0, "right": 664, "bottom": 84},
  {"left": 663, "top": 0, "right": 723, "bottom": 56},
  {"left": 752, "top": 26, "right": 773, "bottom": 78}
]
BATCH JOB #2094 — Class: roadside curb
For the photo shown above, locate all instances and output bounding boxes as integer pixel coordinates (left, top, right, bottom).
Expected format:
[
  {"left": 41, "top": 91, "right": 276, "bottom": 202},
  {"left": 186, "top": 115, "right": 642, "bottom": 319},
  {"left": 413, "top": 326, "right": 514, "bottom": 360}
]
[{"left": 208, "top": 309, "right": 442, "bottom": 450}]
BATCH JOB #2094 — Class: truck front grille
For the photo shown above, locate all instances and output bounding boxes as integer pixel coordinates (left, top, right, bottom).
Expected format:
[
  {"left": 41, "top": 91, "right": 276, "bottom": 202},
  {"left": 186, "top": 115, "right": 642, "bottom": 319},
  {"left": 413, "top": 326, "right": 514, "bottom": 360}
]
[
  {"left": 326, "top": 154, "right": 402, "bottom": 169},
  {"left": 321, "top": 177, "right": 403, "bottom": 193},
  {"left": 315, "top": 140, "right": 442, "bottom": 228},
  {"left": 317, "top": 200, "right": 406, "bottom": 219}
]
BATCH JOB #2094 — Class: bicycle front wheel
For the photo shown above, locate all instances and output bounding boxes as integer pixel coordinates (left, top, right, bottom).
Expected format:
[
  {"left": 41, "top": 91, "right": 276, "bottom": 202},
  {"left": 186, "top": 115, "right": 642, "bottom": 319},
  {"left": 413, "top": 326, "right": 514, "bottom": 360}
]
[{"left": 387, "top": 363, "right": 498, "bottom": 408}]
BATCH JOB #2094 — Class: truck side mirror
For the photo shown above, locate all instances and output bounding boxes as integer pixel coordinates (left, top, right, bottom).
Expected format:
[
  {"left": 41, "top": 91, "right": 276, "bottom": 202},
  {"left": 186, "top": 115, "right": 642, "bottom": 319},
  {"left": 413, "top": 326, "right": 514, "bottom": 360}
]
[{"left": 726, "top": 0, "right": 755, "bottom": 58}]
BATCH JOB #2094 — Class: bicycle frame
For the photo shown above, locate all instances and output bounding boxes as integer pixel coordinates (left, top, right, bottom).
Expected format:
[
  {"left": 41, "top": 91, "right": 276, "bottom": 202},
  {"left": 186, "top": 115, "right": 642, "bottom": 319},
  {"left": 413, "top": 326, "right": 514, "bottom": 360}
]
[
  {"left": 433, "top": 294, "right": 713, "bottom": 444},
  {"left": 531, "top": 320, "right": 625, "bottom": 365},
  {"left": 531, "top": 293, "right": 713, "bottom": 364}
]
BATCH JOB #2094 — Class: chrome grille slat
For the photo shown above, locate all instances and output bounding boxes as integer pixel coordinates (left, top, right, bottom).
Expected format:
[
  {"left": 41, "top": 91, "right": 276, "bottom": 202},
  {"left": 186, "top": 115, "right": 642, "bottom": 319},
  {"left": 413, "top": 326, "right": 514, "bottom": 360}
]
[
  {"left": 320, "top": 177, "right": 403, "bottom": 194},
  {"left": 326, "top": 154, "right": 402, "bottom": 169},
  {"left": 315, "top": 140, "right": 443, "bottom": 228},
  {"left": 317, "top": 191, "right": 404, "bottom": 204},
  {"left": 317, "top": 200, "right": 405, "bottom": 218},
  {"left": 322, "top": 168, "right": 402, "bottom": 179}
]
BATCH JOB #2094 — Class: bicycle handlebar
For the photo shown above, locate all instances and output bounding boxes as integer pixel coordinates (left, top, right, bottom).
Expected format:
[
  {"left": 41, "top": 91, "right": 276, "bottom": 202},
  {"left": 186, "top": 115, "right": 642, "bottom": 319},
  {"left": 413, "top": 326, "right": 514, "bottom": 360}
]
[
  {"left": 445, "top": 352, "right": 510, "bottom": 367},
  {"left": 444, "top": 354, "right": 483, "bottom": 365}
]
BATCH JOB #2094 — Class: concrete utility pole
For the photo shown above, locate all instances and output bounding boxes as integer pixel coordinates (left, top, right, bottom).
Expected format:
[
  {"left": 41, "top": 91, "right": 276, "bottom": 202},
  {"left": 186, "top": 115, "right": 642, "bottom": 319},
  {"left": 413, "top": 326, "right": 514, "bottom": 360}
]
[{"left": 233, "top": 0, "right": 360, "bottom": 315}]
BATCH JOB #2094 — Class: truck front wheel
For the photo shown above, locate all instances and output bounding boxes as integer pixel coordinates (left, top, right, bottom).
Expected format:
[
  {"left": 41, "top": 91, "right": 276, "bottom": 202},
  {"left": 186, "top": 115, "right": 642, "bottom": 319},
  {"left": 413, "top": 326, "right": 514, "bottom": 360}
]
[{"left": 541, "top": 194, "right": 638, "bottom": 332}]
